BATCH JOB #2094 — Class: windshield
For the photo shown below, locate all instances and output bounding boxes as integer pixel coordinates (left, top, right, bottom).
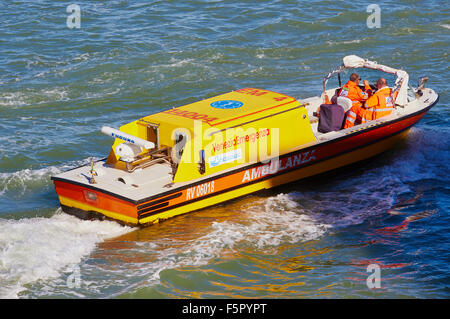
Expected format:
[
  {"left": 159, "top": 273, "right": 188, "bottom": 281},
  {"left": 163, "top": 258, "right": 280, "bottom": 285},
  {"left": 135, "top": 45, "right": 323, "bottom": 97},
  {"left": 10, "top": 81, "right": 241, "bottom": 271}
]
[{"left": 407, "top": 86, "right": 417, "bottom": 102}]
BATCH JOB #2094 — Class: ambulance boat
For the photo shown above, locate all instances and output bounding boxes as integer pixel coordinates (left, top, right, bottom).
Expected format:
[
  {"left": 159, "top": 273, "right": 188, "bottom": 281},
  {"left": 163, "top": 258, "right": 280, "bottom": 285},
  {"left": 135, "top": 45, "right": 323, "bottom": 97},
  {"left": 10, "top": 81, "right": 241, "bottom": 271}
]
[{"left": 51, "top": 56, "right": 439, "bottom": 226}]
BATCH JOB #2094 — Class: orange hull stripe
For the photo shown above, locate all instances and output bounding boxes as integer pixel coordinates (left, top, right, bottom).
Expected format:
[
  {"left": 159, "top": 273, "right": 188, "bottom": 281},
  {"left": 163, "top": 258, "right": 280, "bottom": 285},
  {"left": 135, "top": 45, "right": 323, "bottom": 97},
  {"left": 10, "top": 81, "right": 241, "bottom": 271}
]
[{"left": 54, "top": 180, "right": 137, "bottom": 218}]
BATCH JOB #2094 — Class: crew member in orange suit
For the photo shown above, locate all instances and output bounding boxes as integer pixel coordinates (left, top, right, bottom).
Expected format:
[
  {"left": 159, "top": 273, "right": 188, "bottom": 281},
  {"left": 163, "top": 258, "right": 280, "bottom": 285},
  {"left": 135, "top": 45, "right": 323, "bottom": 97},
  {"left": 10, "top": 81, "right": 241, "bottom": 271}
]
[
  {"left": 342, "top": 73, "right": 373, "bottom": 128},
  {"left": 363, "top": 78, "right": 395, "bottom": 121}
]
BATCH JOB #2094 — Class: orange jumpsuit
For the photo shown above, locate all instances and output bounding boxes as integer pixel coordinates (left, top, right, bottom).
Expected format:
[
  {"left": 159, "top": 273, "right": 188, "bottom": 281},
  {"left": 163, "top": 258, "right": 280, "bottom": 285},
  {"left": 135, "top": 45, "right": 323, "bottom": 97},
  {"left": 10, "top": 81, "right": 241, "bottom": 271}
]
[
  {"left": 341, "top": 81, "right": 372, "bottom": 128},
  {"left": 363, "top": 87, "right": 395, "bottom": 121}
]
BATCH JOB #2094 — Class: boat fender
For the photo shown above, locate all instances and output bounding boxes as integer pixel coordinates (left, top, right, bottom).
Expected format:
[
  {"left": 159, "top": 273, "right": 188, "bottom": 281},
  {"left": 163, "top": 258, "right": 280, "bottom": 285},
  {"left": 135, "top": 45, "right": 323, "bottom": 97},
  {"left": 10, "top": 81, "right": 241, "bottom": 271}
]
[{"left": 336, "top": 96, "right": 352, "bottom": 112}]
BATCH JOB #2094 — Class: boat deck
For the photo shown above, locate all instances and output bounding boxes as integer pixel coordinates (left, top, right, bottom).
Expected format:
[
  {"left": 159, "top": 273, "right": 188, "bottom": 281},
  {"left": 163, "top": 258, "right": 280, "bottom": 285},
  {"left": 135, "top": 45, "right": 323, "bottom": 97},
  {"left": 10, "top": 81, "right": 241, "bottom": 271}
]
[
  {"left": 55, "top": 161, "right": 174, "bottom": 202},
  {"left": 301, "top": 87, "right": 436, "bottom": 138},
  {"left": 55, "top": 155, "right": 256, "bottom": 203}
]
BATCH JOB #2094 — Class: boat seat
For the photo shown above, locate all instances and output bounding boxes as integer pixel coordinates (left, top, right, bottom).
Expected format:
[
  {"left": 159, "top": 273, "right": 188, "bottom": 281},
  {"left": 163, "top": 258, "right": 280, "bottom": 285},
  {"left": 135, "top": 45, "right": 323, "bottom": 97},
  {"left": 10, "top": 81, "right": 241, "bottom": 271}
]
[
  {"left": 317, "top": 103, "right": 346, "bottom": 133},
  {"left": 336, "top": 96, "right": 352, "bottom": 112}
]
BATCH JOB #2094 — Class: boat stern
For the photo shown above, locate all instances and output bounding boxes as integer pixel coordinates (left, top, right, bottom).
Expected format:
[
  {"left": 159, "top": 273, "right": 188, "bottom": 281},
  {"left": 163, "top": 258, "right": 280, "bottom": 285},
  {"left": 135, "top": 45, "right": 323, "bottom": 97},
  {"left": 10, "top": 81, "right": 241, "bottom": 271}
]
[{"left": 52, "top": 176, "right": 140, "bottom": 226}]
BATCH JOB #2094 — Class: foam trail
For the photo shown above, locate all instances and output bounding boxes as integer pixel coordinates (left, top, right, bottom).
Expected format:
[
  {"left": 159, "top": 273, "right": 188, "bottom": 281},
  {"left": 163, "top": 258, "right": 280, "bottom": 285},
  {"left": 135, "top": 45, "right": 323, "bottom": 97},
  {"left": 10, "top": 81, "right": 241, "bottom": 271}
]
[
  {"left": 29, "top": 193, "right": 331, "bottom": 297},
  {"left": 181, "top": 193, "right": 329, "bottom": 261},
  {"left": 0, "top": 166, "right": 61, "bottom": 196},
  {"left": 117, "top": 193, "right": 330, "bottom": 292},
  {"left": 0, "top": 158, "right": 98, "bottom": 196},
  {"left": 0, "top": 210, "right": 131, "bottom": 298}
]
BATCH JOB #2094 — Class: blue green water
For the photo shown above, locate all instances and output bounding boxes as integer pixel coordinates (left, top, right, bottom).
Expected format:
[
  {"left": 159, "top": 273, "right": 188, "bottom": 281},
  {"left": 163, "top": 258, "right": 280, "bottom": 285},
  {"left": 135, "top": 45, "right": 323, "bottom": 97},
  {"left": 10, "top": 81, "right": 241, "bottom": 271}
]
[{"left": 0, "top": 0, "right": 448, "bottom": 298}]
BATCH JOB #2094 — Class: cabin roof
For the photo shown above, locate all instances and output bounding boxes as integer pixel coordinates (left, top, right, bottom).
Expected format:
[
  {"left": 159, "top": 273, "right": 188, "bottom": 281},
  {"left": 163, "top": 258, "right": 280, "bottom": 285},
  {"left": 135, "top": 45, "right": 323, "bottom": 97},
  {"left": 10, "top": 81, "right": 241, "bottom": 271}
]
[{"left": 141, "top": 88, "right": 300, "bottom": 131}]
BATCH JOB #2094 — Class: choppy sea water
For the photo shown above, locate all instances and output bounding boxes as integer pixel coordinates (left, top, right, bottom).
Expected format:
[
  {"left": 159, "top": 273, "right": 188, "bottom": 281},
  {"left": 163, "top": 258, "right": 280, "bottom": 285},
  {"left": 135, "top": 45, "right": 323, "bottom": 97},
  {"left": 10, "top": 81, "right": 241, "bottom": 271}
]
[{"left": 0, "top": 0, "right": 448, "bottom": 299}]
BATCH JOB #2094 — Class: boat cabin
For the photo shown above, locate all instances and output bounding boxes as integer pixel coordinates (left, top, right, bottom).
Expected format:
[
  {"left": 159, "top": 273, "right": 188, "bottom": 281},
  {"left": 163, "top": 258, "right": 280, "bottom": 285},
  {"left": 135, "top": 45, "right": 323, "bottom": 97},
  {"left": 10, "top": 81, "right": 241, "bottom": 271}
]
[{"left": 105, "top": 87, "right": 317, "bottom": 184}]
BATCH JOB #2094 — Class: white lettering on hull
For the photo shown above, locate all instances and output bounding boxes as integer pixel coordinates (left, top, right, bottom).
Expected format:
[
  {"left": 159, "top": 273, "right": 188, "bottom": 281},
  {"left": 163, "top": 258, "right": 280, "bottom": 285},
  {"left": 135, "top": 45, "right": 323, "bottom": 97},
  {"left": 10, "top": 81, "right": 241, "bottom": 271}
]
[{"left": 242, "top": 150, "right": 316, "bottom": 183}]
